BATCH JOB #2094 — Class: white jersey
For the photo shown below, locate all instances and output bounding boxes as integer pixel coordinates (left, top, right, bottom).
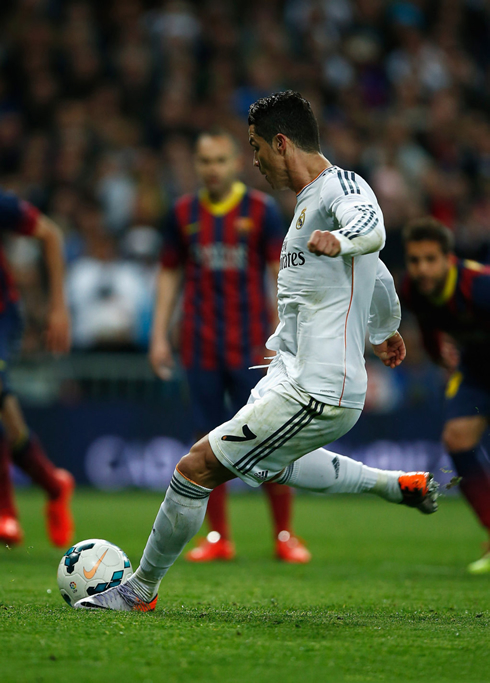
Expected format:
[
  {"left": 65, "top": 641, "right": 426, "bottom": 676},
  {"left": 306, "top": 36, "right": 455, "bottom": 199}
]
[{"left": 266, "top": 165, "right": 401, "bottom": 409}]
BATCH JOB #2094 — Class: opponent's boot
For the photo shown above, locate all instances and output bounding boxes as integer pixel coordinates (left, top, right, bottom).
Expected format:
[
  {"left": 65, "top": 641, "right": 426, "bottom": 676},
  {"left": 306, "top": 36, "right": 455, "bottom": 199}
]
[
  {"left": 74, "top": 582, "right": 158, "bottom": 612},
  {"left": 185, "top": 532, "right": 236, "bottom": 562},
  {"left": 0, "top": 515, "right": 23, "bottom": 545},
  {"left": 398, "top": 472, "right": 439, "bottom": 514},
  {"left": 467, "top": 543, "right": 490, "bottom": 575},
  {"left": 275, "top": 531, "right": 311, "bottom": 564}
]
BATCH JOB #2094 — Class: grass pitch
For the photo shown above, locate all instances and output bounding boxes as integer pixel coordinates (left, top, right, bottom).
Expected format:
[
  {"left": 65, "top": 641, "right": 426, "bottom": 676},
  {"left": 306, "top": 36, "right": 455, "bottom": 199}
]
[{"left": 1, "top": 489, "right": 490, "bottom": 683}]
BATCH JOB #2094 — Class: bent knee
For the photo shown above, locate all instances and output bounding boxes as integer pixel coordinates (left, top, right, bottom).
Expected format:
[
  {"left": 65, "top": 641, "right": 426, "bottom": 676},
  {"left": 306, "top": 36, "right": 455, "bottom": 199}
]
[
  {"left": 177, "top": 437, "right": 222, "bottom": 484},
  {"left": 442, "top": 421, "right": 480, "bottom": 452}
]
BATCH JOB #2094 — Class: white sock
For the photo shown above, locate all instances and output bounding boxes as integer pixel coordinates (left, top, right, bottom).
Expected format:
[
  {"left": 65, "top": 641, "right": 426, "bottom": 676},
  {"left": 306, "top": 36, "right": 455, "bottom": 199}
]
[
  {"left": 126, "top": 469, "right": 211, "bottom": 601},
  {"left": 276, "top": 448, "right": 403, "bottom": 503}
]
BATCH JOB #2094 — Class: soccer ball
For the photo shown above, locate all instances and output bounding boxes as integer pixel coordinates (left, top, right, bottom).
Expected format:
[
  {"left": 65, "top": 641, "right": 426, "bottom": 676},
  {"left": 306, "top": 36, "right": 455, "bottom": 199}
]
[{"left": 57, "top": 538, "right": 132, "bottom": 607}]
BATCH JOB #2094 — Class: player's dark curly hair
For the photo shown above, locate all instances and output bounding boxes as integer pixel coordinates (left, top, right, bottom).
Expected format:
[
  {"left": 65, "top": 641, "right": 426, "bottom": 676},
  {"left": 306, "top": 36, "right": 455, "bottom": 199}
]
[
  {"left": 403, "top": 217, "right": 455, "bottom": 254},
  {"left": 248, "top": 91, "right": 321, "bottom": 153}
]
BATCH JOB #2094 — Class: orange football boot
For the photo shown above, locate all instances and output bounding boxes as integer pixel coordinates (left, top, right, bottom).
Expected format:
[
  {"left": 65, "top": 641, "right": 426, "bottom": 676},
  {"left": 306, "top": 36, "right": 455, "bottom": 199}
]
[
  {"left": 398, "top": 472, "right": 439, "bottom": 514},
  {"left": 186, "top": 532, "right": 236, "bottom": 562},
  {"left": 46, "top": 469, "right": 75, "bottom": 547},
  {"left": 0, "top": 515, "right": 23, "bottom": 546},
  {"left": 275, "top": 531, "right": 311, "bottom": 563}
]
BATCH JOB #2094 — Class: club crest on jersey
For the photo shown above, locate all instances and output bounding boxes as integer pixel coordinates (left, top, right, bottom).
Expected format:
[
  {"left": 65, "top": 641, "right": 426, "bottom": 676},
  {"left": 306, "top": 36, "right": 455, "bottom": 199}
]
[
  {"left": 296, "top": 208, "right": 307, "bottom": 230},
  {"left": 235, "top": 217, "right": 254, "bottom": 234}
]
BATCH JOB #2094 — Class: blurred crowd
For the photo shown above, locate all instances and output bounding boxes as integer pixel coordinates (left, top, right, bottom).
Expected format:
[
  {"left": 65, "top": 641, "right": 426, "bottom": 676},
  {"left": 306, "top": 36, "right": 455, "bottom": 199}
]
[{"left": 0, "top": 0, "right": 489, "bottom": 385}]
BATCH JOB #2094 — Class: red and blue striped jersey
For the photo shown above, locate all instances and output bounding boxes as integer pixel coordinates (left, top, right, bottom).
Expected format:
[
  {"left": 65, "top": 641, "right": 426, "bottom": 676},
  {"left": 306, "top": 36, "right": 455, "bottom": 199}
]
[
  {"left": 402, "top": 258, "right": 490, "bottom": 378},
  {"left": 0, "top": 190, "right": 39, "bottom": 312},
  {"left": 160, "top": 182, "right": 284, "bottom": 370}
]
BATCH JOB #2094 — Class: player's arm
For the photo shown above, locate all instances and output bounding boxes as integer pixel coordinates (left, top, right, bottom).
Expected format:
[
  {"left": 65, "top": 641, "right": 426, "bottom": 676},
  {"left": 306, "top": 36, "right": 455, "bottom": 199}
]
[
  {"left": 149, "top": 266, "right": 182, "bottom": 380},
  {"left": 308, "top": 173, "right": 385, "bottom": 258},
  {"left": 0, "top": 190, "right": 70, "bottom": 353},
  {"left": 32, "top": 214, "right": 71, "bottom": 355},
  {"left": 368, "top": 260, "right": 405, "bottom": 369},
  {"left": 149, "top": 204, "right": 186, "bottom": 379}
]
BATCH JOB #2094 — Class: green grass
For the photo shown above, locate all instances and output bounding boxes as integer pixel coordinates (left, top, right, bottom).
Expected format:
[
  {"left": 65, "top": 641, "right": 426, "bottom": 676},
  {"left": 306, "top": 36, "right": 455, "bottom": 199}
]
[{"left": 1, "top": 490, "right": 490, "bottom": 683}]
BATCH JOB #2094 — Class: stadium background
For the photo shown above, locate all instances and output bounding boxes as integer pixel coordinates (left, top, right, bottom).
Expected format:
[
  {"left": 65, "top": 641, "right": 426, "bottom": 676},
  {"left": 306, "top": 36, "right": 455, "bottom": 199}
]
[{"left": 1, "top": 0, "right": 489, "bottom": 491}]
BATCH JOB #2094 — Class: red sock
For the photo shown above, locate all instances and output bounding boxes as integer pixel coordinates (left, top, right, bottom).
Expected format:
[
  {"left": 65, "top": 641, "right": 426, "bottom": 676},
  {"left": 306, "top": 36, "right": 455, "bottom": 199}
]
[
  {"left": 206, "top": 483, "right": 230, "bottom": 540},
  {"left": 11, "top": 432, "right": 61, "bottom": 499},
  {"left": 264, "top": 482, "right": 293, "bottom": 537},
  {"left": 460, "top": 479, "right": 490, "bottom": 530},
  {"left": 451, "top": 448, "right": 490, "bottom": 531},
  {"left": 0, "top": 435, "right": 17, "bottom": 517}
]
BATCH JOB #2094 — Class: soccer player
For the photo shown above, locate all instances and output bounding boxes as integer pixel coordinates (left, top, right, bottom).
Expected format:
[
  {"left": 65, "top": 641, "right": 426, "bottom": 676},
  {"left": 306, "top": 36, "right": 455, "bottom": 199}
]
[
  {"left": 149, "top": 129, "right": 310, "bottom": 563},
  {"left": 401, "top": 217, "right": 490, "bottom": 573},
  {"left": 75, "top": 91, "right": 438, "bottom": 612},
  {"left": 0, "top": 189, "right": 73, "bottom": 547}
]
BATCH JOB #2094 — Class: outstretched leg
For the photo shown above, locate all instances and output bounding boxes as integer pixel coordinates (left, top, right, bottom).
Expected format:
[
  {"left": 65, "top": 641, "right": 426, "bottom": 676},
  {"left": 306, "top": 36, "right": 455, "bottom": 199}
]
[{"left": 273, "top": 448, "right": 437, "bottom": 513}]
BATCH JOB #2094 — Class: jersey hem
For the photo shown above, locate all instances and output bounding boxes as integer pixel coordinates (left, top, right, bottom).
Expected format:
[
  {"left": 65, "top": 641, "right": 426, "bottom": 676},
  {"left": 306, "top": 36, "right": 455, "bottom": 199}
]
[{"left": 308, "top": 394, "right": 365, "bottom": 410}]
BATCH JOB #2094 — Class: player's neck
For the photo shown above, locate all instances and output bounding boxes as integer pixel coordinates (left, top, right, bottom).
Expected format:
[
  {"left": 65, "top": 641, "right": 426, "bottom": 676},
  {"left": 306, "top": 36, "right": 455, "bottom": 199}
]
[
  {"left": 287, "top": 152, "right": 331, "bottom": 195},
  {"left": 205, "top": 183, "right": 236, "bottom": 205}
]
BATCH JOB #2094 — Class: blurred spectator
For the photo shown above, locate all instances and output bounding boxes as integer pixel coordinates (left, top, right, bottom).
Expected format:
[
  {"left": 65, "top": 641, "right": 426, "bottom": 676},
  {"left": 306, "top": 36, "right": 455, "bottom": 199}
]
[{"left": 66, "top": 207, "right": 149, "bottom": 351}]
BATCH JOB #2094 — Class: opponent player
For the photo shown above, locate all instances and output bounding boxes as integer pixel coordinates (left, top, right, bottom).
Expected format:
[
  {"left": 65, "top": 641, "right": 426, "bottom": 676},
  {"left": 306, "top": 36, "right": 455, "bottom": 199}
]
[
  {"left": 0, "top": 189, "right": 73, "bottom": 547},
  {"left": 401, "top": 217, "right": 490, "bottom": 573},
  {"left": 75, "top": 91, "right": 438, "bottom": 611},
  {"left": 149, "top": 129, "right": 310, "bottom": 563}
]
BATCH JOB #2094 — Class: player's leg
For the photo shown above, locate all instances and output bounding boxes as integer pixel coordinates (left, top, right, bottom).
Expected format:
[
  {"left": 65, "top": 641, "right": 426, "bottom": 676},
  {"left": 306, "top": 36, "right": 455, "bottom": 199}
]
[
  {"left": 442, "top": 374, "right": 490, "bottom": 572},
  {"left": 443, "top": 416, "right": 490, "bottom": 529},
  {"left": 74, "top": 363, "right": 437, "bottom": 611},
  {"left": 0, "top": 304, "right": 24, "bottom": 544},
  {"left": 227, "top": 366, "right": 310, "bottom": 562},
  {"left": 2, "top": 394, "right": 75, "bottom": 547},
  {"left": 184, "top": 368, "right": 235, "bottom": 562},
  {"left": 0, "top": 422, "right": 22, "bottom": 545},
  {"left": 75, "top": 436, "right": 233, "bottom": 610}
]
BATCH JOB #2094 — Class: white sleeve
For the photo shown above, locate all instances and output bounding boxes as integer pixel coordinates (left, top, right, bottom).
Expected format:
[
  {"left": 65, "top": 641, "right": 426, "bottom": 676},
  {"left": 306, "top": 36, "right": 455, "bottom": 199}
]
[
  {"left": 368, "top": 259, "right": 401, "bottom": 345},
  {"left": 320, "top": 170, "right": 385, "bottom": 256}
]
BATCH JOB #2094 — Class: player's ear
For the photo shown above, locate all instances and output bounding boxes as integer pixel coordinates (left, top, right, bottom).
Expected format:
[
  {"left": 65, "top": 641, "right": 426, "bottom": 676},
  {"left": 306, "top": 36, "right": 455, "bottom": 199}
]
[{"left": 273, "top": 134, "right": 288, "bottom": 156}]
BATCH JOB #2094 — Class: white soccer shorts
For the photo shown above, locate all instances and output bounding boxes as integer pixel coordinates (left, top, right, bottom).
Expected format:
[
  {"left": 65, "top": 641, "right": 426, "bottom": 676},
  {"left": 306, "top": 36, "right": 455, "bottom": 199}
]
[{"left": 209, "top": 356, "right": 361, "bottom": 487}]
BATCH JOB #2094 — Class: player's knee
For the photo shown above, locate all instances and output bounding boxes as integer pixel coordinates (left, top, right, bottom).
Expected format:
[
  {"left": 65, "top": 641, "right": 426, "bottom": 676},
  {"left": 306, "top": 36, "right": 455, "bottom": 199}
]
[
  {"left": 177, "top": 437, "right": 222, "bottom": 486},
  {"left": 442, "top": 421, "right": 479, "bottom": 452}
]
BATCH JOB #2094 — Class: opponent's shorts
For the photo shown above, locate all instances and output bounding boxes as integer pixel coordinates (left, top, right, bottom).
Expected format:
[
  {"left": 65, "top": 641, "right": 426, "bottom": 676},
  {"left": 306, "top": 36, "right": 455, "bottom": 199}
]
[
  {"left": 185, "top": 366, "right": 260, "bottom": 434},
  {"left": 445, "top": 369, "right": 490, "bottom": 421},
  {"left": 209, "top": 356, "right": 361, "bottom": 487}
]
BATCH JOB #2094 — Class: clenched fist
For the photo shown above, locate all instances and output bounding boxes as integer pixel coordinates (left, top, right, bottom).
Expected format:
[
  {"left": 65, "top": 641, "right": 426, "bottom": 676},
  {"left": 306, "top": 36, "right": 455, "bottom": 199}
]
[{"left": 307, "top": 230, "right": 341, "bottom": 257}]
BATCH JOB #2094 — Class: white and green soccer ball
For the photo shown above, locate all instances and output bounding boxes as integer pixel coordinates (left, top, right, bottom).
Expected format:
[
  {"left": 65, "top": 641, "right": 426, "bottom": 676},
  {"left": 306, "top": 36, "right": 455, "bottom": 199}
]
[{"left": 57, "top": 538, "right": 132, "bottom": 607}]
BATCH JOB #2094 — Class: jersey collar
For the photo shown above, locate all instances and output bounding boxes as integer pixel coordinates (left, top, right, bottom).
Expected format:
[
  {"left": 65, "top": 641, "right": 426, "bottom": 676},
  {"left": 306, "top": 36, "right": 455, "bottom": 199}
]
[
  {"left": 430, "top": 260, "right": 458, "bottom": 306},
  {"left": 199, "top": 182, "right": 246, "bottom": 216},
  {"left": 296, "top": 165, "right": 333, "bottom": 198}
]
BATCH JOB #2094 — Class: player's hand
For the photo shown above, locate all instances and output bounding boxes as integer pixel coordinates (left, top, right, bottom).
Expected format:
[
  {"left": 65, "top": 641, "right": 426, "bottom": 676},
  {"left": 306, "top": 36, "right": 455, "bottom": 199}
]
[
  {"left": 440, "top": 336, "right": 459, "bottom": 372},
  {"left": 45, "top": 305, "right": 71, "bottom": 355},
  {"left": 372, "top": 331, "right": 406, "bottom": 369},
  {"left": 149, "top": 337, "right": 174, "bottom": 380},
  {"left": 307, "top": 230, "right": 341, "bottom": 257}
]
